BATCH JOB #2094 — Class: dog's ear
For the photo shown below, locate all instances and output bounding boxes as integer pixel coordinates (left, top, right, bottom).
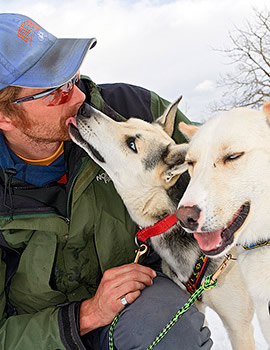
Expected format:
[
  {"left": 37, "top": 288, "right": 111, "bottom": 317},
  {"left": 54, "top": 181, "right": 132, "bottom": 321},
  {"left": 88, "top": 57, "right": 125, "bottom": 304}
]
[
  {"left": 178, "top": 122, "right": 198, "bottom": 141},
  {"left": 156, "top": 96, "right": 182, "bottom": 137},
  {"left": 263, "top": 101, "right": 270, "bottom": 122},
  {"left": 162, "top": 143, "right": 188, "bottom": 184}
]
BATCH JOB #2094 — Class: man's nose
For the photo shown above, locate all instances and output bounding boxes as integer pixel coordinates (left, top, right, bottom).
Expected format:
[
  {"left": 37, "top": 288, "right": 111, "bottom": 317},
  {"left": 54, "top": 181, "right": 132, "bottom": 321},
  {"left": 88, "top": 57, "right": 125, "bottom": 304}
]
[{"left": 71, "top": 85, "right": 86, "bottom": 105}]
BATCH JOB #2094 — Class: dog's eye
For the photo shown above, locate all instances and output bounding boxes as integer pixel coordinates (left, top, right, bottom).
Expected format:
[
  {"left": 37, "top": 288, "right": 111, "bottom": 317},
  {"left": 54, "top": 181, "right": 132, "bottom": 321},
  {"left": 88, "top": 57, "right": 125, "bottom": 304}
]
[
  {"left": 126, "top": 137, "right": 137, "bottom": 153},
  {"left": 186, "top": 159, "right": 194, "bottom": 167},
  {"left": 224, "top": 152, "right": 244, "bottom": 163}
]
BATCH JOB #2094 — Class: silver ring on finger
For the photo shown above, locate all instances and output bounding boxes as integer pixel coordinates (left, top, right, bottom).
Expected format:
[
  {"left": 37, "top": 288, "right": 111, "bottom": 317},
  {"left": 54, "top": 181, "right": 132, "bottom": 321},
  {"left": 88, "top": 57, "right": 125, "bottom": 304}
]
[{"left": 120, "top": 295, "right": 129, "bottom": 307}]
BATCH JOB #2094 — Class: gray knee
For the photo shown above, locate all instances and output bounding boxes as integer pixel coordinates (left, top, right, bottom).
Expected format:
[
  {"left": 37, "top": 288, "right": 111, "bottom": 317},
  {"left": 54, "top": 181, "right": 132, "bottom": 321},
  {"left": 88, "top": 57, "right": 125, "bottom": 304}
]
[{"left": 100, "top": 273, "right": 213, "bottom": 349}]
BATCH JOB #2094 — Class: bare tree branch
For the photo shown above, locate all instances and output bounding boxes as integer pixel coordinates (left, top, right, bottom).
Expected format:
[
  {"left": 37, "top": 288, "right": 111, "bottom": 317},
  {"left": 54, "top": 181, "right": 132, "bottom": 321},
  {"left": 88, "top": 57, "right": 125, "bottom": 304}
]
[{"left": 211, "top": 8, "right": 270, "bottom": 111}]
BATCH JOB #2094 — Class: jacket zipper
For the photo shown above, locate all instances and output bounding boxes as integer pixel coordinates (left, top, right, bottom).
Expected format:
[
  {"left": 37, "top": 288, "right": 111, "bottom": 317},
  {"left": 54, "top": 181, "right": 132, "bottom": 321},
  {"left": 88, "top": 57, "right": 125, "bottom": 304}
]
[{"left": 65, "top": 159, "right": 88, "bottom": 222}]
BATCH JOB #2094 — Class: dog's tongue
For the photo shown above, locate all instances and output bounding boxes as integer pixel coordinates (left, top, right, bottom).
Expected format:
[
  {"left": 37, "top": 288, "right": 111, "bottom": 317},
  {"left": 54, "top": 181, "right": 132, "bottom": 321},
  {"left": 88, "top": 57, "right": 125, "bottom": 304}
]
[
  {"left": 194, "top": 230, "right": 223, "bottom": 252},
  {"left": 66, "top": 117, "right": 77, "bottom": 127}
]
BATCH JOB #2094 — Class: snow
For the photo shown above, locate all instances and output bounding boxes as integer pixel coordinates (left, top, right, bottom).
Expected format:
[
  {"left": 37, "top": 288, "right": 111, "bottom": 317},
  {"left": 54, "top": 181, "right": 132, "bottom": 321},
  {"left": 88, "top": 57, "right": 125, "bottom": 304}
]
[{"left": 206, "top": 308, "right": 268, "bottom": 349}]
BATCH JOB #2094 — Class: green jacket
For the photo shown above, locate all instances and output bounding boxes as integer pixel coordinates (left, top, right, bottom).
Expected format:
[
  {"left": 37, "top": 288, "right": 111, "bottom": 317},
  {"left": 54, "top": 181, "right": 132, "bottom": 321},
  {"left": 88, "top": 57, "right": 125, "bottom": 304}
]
[{"left": 0, "top": 76, "right": 190, "bottom": 349}]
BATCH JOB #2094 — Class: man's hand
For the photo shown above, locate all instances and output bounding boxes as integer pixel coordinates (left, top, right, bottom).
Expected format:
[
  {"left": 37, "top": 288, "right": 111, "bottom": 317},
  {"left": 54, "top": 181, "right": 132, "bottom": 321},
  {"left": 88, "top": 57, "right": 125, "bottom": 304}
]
[{"left": 79, "top": 263, "right": 156, "bottom": 335}]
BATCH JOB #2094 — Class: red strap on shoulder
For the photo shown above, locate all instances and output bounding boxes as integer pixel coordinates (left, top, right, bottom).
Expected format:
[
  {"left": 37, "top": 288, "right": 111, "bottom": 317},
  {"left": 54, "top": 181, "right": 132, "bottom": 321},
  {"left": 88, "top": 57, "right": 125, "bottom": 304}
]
[{"left": 136, "top": 213, "right": 178, "bottom": 242}]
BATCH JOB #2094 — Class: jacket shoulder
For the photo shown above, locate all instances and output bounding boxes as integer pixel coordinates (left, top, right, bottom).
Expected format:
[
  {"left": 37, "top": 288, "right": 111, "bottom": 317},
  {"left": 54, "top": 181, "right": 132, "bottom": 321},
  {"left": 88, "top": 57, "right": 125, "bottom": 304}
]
[
  {"left": 98, "top": 82, "right": 153, "bottom": 122},
  {"left": 80, "top": 77, "right": 191, "bottom": 143}
]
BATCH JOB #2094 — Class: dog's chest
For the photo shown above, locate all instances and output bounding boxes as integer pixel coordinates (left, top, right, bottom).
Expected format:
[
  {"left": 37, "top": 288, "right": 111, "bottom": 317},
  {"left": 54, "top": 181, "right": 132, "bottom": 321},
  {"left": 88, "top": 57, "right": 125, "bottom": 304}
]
[
  {"left": 150, "top": 232, "right": 200, "bottom": 282},
  {"left": 238, "top": 247, "right": 270, "bottom": 300}
]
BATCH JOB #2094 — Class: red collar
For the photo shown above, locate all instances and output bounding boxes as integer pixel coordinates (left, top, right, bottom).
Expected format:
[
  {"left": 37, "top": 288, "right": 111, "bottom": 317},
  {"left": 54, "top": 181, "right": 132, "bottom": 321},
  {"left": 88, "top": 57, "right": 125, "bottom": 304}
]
[{"left": 136, "top": 213, "right": 178, "bottom": 242}]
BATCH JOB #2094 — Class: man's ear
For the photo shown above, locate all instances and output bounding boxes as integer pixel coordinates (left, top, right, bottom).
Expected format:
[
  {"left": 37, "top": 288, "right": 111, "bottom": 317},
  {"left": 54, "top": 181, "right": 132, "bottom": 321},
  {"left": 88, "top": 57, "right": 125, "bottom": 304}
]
[
  {"left": 0, "top": 112, "right": 16, "bottom": 130},
  {"left": 155, "top": 96, "right": 182, "bottom": 137},
  {"left": 178, "top": 122, "right": 198, "bottom": 141},
  {"left": 162, "top": 143, "right": 188, "bottom": 184}
]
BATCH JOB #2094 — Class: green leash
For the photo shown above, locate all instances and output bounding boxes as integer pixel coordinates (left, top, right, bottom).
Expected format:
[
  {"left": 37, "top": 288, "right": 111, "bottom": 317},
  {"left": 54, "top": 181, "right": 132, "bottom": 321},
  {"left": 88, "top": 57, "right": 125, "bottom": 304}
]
[{"left": 108, "top": 274, "right": 217, "bottom": 350}]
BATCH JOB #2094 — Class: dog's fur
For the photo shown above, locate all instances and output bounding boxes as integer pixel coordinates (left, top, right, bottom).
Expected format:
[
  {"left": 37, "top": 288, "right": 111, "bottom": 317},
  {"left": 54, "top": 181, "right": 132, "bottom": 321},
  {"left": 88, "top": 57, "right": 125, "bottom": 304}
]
[
  {"left": 68, "top": 100, "right": 255, "bottom": 349},
  {"left": 177, "top": 102, "right": 270, "bottom": 348}
]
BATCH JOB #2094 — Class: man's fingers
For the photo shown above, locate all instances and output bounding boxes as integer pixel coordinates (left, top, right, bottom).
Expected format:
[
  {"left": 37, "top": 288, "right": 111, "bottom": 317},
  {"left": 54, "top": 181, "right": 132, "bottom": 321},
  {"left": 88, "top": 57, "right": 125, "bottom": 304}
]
[
  {"left": 117, "top": 270, "right": 154, "bottom": 288},
  {"left": 116, "top": 280, "right": 149, "bottom": 298},
  {"left": 104, "top": 263, "right": 156, "bottom": 280},
  {"left": 119, "top": 290, "right": 141, "bottom": 308},
  {"left": 80, "top": 264, "right": 157, "bottom": 333},
  {"left": 103, "top": 264, "right": 156, "bottom": 291}
]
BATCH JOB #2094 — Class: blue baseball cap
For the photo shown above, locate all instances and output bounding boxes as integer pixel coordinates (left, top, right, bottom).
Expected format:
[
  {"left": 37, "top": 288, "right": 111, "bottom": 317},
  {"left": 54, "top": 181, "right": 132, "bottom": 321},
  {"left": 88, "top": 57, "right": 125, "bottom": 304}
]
[{"left": 0, "top": 13, "right": 97, "bottom": 91}]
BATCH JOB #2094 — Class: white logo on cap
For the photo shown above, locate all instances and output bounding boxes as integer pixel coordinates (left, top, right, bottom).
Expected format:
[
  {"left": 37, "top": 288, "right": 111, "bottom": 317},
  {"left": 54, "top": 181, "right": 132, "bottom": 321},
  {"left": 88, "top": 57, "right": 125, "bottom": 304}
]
[{"left": 37, "top": 31, "right": 47, "bottom": 42}]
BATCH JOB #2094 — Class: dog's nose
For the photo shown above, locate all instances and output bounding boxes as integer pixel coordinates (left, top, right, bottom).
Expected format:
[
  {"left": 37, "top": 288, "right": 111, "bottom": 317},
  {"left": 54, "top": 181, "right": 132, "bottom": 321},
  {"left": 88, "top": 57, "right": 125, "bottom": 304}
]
[
  {"left": 77, "top": 102, "right": 95, "bottom": 118},
  {"left": 176, "top": 205, "right": 201, "bottom": 231}
]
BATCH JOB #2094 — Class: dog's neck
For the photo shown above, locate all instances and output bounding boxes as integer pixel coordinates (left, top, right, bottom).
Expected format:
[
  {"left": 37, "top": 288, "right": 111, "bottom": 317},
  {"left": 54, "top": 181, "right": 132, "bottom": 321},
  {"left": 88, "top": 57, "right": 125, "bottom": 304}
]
[
  {"left": 117, "top": 174, "right": 188, "bottom": 229},
  {"left": 122, "top": 188, "right": 176, "bottom": 228}
]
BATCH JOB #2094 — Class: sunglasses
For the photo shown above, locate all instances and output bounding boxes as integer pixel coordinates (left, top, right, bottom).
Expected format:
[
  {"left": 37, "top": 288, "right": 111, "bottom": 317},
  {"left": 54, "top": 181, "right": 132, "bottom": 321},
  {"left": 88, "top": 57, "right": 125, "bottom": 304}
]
[{"left": 12, "top": 73, "right": 80, "bottom": 107}]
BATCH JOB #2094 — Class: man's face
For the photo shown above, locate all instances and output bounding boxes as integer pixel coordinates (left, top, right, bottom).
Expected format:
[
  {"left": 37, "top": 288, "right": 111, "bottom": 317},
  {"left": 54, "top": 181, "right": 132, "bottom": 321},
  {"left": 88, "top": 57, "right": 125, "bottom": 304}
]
[{"left": 10, "top": 84, "right": 85, "bottom": 143}]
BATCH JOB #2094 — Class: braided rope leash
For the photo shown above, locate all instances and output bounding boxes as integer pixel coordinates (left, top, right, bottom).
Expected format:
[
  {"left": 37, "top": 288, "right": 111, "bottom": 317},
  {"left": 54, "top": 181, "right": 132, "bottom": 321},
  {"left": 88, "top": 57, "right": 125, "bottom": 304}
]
[
  {"left": 145, "top": 274, "right": 217, "bottom": 350},
  {"left": 108, "top": 254, "right": 232, "bottom": 350},
  {"left": 108, "top": 274, "right": 216, "bottom": 350},
  {"left": 108, "top": 314, "right": 120, "bottom": 350}
]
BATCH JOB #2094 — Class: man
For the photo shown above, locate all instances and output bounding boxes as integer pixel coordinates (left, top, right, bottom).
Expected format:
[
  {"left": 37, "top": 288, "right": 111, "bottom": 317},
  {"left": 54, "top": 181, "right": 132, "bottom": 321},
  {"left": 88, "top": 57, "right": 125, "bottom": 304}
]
[{"left": 0, "top": 13, "right": 213, "bottom": 349}]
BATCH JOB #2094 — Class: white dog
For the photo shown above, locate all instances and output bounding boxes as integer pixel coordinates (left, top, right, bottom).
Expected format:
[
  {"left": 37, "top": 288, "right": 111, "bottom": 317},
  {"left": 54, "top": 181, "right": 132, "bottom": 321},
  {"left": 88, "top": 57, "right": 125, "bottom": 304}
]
[
  {"left": 68, "top": 99, "right": 255, "bottom": 349},
  {"left": 177, "top": 102, "right": 270, "bottom": 347}
]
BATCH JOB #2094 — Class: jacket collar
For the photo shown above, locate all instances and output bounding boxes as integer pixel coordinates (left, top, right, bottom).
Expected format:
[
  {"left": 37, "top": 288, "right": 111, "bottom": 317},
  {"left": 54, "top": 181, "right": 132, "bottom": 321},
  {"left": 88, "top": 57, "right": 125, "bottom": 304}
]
[{"left": 0, "top": 131, "right": 65, "bottom": 187}]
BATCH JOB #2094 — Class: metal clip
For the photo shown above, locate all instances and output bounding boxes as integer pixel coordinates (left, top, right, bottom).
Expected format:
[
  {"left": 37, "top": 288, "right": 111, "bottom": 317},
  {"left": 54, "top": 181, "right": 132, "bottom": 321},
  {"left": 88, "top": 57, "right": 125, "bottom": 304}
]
[
  {"left": 210, "top": 254, "right": 232, "bottom": 285},
  {"left": 134, "top": 244, "right": 148, "bottom": 264}
]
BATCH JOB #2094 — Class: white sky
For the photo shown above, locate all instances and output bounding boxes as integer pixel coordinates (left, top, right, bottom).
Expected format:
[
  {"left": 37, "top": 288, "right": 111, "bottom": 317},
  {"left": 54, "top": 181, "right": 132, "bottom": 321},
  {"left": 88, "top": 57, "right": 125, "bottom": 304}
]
[{"left": 1, "top": 0, "right": 269, "bottom": 121}]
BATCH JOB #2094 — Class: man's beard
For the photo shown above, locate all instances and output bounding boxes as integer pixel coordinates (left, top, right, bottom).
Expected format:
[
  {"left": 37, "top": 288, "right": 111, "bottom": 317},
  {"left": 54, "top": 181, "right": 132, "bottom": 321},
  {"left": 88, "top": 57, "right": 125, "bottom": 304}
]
[{"left": 12, "top": 107, "right": 78, "bottom": 143}]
